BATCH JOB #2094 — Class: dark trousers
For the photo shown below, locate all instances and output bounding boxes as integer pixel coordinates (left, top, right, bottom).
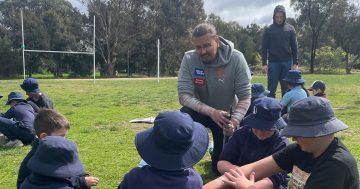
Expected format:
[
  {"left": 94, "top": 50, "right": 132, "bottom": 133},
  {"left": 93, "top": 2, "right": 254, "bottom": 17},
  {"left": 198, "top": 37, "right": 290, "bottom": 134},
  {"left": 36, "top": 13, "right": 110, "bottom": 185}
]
[
  {"left": 267, "top": 60, "right": 292, "bottom": 98},
  {"left": 180, "top": 107, "right": 223, "bottom": 175},
  {"left": 0, "top": 117, "right": 35, "bottom": 145}
]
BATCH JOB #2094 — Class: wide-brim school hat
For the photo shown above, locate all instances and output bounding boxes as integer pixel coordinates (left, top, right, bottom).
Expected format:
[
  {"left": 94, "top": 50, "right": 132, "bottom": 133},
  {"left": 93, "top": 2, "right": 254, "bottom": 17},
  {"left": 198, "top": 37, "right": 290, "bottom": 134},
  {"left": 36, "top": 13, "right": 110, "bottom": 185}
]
[
  {"left": 20, "top": 77, "right": 40, "bottom": 93},
  {"left": 283, "top": 70, "right": 305, "bottom": 84},
  {"left": 6, "top": 92, "right": 27, "bottom": 105},
  {"left": 135, "top": 111, "right": 209, "bottom": 171},
  {"left": 281, "top": 97, "right": 348, "bottom": 137},
  {"left": 251, "top": 83, "right": 270, "bottom": 98},
  {"left": 243, "top": 97, "right": 284, "bottom": 130},
  {"left": 28, "top": 136, "right": 85, "bottom": 178}
]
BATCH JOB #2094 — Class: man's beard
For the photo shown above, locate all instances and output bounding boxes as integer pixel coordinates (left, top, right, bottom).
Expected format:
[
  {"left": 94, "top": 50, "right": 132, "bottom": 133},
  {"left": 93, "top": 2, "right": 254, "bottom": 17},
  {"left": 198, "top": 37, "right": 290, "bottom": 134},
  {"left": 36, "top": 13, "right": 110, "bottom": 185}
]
[{"left": 200, "top": 54, "right": 216, "bottom": 64}]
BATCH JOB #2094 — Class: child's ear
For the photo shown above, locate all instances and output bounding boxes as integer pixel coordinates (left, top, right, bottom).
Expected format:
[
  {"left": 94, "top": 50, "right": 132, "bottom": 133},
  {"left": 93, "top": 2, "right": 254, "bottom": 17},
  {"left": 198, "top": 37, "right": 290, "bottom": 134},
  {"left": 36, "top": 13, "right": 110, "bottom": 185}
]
[{"left": 39, "top": 133, "right": 48, "bottom": 139}]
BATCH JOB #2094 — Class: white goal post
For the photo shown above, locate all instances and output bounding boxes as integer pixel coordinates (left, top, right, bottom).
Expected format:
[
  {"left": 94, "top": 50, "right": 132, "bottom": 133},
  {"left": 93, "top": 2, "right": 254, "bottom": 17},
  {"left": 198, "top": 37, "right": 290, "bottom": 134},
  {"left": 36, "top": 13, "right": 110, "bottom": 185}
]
[{"left": 20, "top": 10, "right": 96, "bottom": 82}]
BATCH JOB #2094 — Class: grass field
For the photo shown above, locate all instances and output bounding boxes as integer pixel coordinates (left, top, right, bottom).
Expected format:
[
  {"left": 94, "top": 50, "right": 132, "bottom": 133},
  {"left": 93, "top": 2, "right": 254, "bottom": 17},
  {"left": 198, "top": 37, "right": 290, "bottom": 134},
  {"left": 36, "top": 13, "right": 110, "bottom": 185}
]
[{"left": 0, "top": 74, "right": 359, "bottom": 188}]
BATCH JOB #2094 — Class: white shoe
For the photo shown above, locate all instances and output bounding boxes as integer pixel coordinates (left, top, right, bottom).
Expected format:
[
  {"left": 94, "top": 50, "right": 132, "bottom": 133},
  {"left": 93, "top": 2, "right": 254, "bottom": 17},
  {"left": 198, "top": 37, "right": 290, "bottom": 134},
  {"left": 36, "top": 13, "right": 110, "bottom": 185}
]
[{"left": 3, "top": 139, "right": 24, "bottom": 147}]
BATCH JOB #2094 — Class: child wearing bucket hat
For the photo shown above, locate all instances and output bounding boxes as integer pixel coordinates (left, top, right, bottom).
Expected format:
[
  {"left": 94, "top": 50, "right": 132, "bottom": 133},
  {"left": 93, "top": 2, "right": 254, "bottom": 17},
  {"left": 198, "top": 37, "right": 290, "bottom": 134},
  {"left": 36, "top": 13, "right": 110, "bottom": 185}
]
[
  {"left": 280, "top": 70, "right": 309, "bottom": 113},
  {"left": 0, "top": 92, "right": 36, "bottom": 147},
  {"left": 20, "top": 136, "right": 96, "bottom": 189},
  {"left": 20, "top": 77, "right": 54, "bottom": 112},
  {"left": 118, "top": 111, "right": 209, "bottom": 189},
  {"left": 218, "top": 98, "right": 289, "bottom": 189},
  {"left": 308, "top": 80, "right": 327, "bottom": 98},
  {"left": 204, "top": 97, "right": 359, "bottom": 189},
  {"left": 17, "top": 109, "right": 99, "bottom": 189}
]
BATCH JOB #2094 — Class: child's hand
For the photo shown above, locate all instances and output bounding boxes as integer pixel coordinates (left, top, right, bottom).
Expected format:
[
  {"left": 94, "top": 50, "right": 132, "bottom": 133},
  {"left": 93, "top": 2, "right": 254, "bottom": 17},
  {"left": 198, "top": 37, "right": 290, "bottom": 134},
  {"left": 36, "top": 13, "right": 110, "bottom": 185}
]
[{"left": 85, "top": 176, "right": 99, "bottom": 187}]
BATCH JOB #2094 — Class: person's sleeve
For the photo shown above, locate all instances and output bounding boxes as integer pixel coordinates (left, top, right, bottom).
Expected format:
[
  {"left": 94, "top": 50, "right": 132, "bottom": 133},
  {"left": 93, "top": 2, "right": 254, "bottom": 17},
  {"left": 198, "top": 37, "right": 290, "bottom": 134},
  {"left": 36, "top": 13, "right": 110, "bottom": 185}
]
[
  {"left": 17, "top": 142, "right": 38, "bottom": 189},
  {"left": 178, "top": 54, "right": 215, "bottom": 116},
  {"left": 219, "top": 131, "right": 242, "bottom": 163},
  {"left": 118, "top": 173, "right": 129, "bottom": 189},
  {"left": 27, "top": 101, "right": 40, "bottom": 113},
  {"left": 268, "top": 138, "right": 290, "bottom": 188},
  {"left": 232, "top": 52, "right": 251, "bottom": 123},
  {"left": 305, "top": 160, "right": 355, "bottom": 189},
  {"left": 290, "top": 27, "right": 298, "bottom": 65},
  {"left": 272, "top": 143, "right": 297, "bottom": 173},
  {"left": 261, "top": 28, "right": 269, "bottom": 65},
  {"left": 3, "top": 107, "right": 15, "bottom": 119},
  {"left": 280, "top": 92, "right": 291, "bottom": 107},
  {"left": 70, "top": 175, "right": 90, "bottom": 189}
]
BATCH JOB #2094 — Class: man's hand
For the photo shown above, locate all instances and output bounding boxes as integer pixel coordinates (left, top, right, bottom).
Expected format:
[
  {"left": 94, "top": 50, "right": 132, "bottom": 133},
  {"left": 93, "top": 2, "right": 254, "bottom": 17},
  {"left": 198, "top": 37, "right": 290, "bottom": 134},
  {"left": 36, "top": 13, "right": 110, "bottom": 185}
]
[
  {"left": 223, "top": 169, "right": 256, "bottom": 189},
  {"left": 262, "top": 65, "right": 268, "bottom": 74},
  {"left": 210, "top": 109, "right": 231, "bottom": 128},
  {"left": 292, "top": 64, "right": 298, "bottom": 70},
  {"left": 85, "top": 176, "right": 99, "bottom": 187}
]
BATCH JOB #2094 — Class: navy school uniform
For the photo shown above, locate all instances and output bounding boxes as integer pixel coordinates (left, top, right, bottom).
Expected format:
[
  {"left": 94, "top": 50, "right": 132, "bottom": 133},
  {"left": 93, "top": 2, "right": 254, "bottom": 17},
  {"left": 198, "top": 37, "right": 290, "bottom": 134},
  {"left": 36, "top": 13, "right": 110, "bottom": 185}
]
[
  {"left": 118, "top": 165, "right": 203, "bottom": 189},
  {"left": 220, "top": 126, "right": 289, "bottom": 188},
  {"left": 0, "top": 102, "right": 36, "bottom": 144}
]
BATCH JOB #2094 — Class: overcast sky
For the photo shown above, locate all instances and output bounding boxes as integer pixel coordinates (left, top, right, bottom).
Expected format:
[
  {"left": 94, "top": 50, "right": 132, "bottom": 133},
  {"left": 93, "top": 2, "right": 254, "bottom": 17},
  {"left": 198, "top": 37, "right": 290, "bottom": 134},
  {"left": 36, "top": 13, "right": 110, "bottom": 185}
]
[{"left": 69, "top": 0, "right": 360, "bottom": 26}]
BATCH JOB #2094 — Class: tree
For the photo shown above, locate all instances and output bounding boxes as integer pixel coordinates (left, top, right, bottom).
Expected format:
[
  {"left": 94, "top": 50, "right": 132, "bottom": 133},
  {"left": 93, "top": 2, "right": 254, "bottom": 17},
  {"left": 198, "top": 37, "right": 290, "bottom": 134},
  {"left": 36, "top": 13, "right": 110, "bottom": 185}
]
[
  {"left": 330, "top": 1, "right": 360, "bottom": 74},
  {"left": 291, "top": 0, "right": 340, "bottom": 73}
]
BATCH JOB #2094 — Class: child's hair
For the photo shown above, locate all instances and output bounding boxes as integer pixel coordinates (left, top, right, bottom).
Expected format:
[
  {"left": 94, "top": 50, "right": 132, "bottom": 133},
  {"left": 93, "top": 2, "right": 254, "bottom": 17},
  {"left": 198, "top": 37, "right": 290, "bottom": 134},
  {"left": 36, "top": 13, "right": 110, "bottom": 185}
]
[{"left": 34, "top": 109, "right": 70, "bottom": 137}]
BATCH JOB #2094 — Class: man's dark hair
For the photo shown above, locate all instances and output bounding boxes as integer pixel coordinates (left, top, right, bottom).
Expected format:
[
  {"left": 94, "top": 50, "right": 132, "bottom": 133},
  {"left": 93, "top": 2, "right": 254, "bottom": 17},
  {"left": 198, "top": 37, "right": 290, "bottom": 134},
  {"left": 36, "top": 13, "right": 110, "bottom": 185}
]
[
  {"left": 34, "top": 109, "right": 70, "bottom": 137},
  {"left": 192, "top": 23, "right": 217, "bottom": 38}
]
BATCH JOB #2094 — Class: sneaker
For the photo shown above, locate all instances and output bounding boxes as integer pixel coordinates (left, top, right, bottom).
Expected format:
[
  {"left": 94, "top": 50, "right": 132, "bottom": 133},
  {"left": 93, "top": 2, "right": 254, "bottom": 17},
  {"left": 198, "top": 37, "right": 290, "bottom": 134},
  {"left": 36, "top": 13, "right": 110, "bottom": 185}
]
[{"left": 3, "top": 139, "right": 24, "bottom": 148}]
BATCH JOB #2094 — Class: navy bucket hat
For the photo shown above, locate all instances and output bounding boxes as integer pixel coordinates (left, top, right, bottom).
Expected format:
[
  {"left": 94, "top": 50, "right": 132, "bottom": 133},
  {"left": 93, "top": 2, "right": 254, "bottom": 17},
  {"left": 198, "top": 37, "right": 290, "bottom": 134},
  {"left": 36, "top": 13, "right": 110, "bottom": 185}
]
[
  {"left": 135, "top": 111, "right": 209, "bottom": 171},
  {"left": 243, "top": 98, "right": 285, "bottom": 130},
  {"left": 281, "top": 97, "right": 348, "bottom": 137},
  {"left": 283, "top": 70, "right": 305, "bottom": 84},
  {"left": 20, "top": 77, "right": 40, "bottom": 93},
  {"left": 6, "top": 92, "right": 27, "bottom": 105},
  {"left": 27, "top": 136, "right": 85, "bottom": 178},
  {"left": 251, "top": 83, "right": 270, "bottom": 98}
]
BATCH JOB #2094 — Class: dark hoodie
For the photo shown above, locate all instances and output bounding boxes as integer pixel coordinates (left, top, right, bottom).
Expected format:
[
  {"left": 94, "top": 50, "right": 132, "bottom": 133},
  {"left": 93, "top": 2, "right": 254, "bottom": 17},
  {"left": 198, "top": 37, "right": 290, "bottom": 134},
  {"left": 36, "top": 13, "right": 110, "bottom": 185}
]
[{"left": 262, "top": 5, "right": 298, "bottom": 65}]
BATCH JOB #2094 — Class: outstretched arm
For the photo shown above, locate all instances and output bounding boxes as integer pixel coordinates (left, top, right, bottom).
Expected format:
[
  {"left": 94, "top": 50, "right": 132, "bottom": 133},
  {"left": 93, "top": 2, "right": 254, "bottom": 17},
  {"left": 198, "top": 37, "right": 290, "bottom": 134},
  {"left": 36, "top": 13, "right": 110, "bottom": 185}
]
[{"left": 204, "top": 156, "right": 282, "bottom": 189}]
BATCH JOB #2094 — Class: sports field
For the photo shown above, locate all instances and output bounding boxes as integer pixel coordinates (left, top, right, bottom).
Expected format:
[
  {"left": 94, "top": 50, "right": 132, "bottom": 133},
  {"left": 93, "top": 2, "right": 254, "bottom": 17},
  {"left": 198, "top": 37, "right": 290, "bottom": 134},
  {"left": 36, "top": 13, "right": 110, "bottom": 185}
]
[{"left": 0, "top": 74, "right": 359, "bottom": 188}]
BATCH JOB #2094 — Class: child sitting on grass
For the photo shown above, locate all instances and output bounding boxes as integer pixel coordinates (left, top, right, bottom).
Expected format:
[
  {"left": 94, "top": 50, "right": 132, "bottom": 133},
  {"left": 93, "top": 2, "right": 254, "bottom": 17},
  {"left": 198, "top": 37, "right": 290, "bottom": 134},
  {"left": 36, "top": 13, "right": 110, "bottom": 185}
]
[
  {"left": 0, "top": 92, "right": 36, "bottom": 147},
  {"left": 118, "top": 111, "right": 209, "bottom": 189},
  {"left": 17, "top": 109, "right": 98, "bottom": 189},
  {"left": 307, "top": 80, "right": 327, "bottom": 98}
]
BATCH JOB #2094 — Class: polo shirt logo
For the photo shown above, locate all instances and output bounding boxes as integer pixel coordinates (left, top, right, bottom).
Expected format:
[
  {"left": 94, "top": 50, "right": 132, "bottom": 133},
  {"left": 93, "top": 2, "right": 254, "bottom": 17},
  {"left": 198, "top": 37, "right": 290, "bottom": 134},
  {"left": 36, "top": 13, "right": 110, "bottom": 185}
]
[
  {"left": 193, "top": 78, "right": 206, "bottom": 86},
  {"left": 194, "top": 68, "right": 205, "bottom": 77}
]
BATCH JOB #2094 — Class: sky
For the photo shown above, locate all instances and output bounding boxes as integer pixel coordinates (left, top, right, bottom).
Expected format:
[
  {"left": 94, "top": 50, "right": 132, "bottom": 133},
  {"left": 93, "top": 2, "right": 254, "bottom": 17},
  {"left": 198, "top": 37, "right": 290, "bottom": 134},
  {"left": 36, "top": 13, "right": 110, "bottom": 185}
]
[{"left": 69, "top": 0, "right": 360, "bottom": 26}]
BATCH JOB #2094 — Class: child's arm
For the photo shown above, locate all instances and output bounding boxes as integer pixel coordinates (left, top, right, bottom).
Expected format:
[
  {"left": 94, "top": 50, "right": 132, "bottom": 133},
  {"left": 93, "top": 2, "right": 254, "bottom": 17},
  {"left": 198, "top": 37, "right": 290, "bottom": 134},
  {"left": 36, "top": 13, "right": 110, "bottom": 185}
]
[{"left": 70, "top": 174, "right": 99, "bottom": 189}]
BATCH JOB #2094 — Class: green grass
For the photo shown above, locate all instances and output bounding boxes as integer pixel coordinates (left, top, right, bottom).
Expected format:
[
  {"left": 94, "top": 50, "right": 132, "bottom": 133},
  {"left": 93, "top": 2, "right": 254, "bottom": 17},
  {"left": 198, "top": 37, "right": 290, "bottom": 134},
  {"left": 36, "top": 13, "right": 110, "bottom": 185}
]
[{"left": 0, "top": 74, "right": 360, "bottom": 188}]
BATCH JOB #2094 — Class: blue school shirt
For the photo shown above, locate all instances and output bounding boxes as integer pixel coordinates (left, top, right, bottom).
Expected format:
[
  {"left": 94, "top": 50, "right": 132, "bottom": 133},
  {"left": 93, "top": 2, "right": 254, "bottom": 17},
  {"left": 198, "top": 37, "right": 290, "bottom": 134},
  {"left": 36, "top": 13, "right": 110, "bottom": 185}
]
[
  {"left": 220, "top": 126, "right": 289, "bottom": 188},
  {"left": 118, "top": 166, "right": 203, "bottom": 189},
  {"left": 280, "top": 86, "right": 307, "bottom": 111}
]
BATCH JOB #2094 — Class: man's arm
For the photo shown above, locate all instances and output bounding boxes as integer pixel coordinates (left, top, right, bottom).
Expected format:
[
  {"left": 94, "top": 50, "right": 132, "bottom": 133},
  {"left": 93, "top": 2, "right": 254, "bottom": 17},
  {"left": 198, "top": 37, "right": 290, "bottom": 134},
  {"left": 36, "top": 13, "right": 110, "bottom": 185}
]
[
  {"left": 204, "top": 156, "right": 282, "bottom": 189},
  {"left": 290, "top": 28, "right": 298, "bottom": 66}
]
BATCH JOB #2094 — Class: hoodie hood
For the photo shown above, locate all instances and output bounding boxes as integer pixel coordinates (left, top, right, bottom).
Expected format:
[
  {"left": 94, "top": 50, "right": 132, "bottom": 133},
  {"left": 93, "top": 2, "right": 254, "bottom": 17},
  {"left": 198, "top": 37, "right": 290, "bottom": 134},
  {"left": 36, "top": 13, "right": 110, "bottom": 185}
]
[
  {"left": 273, "top": 5, "right": 286, "bottom": 25},
  {"left": 208, "top": 36, "right": 234, "bottom": 68}
]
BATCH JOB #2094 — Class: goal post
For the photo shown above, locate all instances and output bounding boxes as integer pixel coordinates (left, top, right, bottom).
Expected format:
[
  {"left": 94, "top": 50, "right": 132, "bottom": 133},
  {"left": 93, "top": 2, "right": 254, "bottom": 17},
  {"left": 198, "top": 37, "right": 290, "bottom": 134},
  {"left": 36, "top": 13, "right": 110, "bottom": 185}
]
[{"left": 21, "top": 10, "right": 96, "bottom": 82}]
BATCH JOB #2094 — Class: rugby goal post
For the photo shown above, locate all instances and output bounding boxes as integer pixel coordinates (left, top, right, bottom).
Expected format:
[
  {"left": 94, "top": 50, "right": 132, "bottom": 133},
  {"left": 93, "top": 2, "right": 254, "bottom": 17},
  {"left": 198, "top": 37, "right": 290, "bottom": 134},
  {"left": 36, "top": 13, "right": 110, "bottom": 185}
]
[{"left": 21, "top": 10, "right": 96, "bottom": 82}]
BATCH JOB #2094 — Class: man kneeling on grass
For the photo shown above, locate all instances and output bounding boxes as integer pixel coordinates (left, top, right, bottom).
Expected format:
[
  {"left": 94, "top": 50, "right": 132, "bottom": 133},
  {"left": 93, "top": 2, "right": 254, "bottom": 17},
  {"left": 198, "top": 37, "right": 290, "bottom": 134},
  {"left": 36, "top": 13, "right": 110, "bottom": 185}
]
[{"left": 204, "top": 97, "right": 359, "bottom": 189}]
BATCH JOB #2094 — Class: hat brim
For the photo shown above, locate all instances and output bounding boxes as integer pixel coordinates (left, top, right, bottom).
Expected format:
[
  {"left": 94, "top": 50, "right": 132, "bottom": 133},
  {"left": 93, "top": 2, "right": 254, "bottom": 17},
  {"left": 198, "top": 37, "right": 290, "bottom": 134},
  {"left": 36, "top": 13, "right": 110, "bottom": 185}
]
[
  {"left": 28, "top": 155, "right": 85, "bottom": 178},
  {"left": 6, "top": 98, "right": 27, "bottom": 105},
  {"left": 243, "top": 113, "right": 279, "bottom": 130},
  {"left": 283, "top": 78, "right": 305, "bottom": 84},
  {"left": 280, "top": 117, "right": 348, "bottom": 137},
  {"left": 135, "top": 122, "right": 209, "bottom": 171},
  {"left": 252, "top": 90, "right": 270, "bottom": 98}
]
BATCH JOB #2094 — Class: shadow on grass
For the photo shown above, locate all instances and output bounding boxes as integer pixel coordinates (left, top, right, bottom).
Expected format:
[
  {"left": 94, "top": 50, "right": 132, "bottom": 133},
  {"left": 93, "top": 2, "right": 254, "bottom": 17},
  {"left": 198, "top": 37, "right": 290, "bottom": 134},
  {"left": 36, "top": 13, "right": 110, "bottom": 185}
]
[{"left": 197, "top": 160, "right": 218, "bottom": 184}]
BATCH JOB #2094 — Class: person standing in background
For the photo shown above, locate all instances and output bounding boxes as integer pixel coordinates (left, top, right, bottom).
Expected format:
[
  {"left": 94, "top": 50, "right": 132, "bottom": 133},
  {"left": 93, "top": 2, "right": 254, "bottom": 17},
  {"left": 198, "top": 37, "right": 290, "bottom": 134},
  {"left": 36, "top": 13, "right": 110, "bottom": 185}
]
[{"left": 262, "top": 5, "right": 298, "bottom": 98}]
